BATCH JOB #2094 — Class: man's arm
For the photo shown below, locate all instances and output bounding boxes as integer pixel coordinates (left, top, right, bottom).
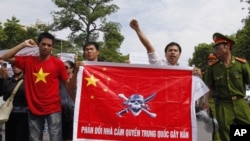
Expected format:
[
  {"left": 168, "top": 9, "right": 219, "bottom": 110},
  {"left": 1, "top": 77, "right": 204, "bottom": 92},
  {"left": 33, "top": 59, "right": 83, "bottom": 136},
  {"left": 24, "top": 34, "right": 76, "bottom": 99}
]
[
  {"left": 129, "top": 19, "right": 155, "bottom": 53},
  {"left": 0, "top": 39, "right": 36, "bottom": 63}
]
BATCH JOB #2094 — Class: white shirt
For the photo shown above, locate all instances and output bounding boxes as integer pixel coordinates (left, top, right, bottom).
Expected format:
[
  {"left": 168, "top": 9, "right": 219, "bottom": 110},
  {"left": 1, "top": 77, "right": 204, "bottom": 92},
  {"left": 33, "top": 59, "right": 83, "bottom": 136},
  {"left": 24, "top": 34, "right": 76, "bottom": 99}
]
[{"left": 148, "top": 52, "right": 179, "bottom": 66}]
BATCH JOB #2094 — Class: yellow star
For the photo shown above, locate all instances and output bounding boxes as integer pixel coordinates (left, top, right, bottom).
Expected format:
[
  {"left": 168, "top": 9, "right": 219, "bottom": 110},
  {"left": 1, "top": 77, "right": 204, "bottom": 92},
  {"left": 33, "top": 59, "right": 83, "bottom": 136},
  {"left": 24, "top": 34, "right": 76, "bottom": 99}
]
[
  {"left": 33, "top": 68, "right": 50, "bottom": 83},
  {"left": 85, "top": 74, "right": 99, "bottom": 87}
]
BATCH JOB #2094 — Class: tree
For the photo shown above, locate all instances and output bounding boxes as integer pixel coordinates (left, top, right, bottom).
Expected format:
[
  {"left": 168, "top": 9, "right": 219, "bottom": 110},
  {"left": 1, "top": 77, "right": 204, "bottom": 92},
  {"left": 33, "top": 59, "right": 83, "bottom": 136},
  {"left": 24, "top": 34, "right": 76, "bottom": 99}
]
[
  {"left": 234, "top": 0, "right": 250, "bottom": 61},
  {"left": 229, "top": 31, "right": 248, "bottom": 59},
  {"left": 188, "top": 43, "right": 213, "bottom": 71},
  {"left": 0, "top": 22, "right": 8, "bottom": 46},
  {"left": 188, "top": 1, "right": 250, "bottom": 66},
  {"left": 51, "top": 0, "right": 119, "bottom": 43},
  {"left": 51, "top": 0, "right": 128, "bottom": 62},
  {"left": 100, "top": 21, "right": 127, "bottom": 62},
  {"left": 240, "top": 0, "right": 250, "bottom": 15},
  {"left": 0, "top": 17, "right": 28, "bottom": 49},
  {"left": 0, "top": 17, "right": 74, "bottom": 57}
]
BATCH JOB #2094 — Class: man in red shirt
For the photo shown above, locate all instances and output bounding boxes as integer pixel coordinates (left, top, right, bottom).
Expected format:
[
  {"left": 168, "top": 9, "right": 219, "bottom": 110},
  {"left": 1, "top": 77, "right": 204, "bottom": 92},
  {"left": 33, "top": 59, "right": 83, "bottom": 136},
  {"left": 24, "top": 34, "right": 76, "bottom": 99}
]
[{"left": 0, "top": 32, "right": 69, "bottom": 141}]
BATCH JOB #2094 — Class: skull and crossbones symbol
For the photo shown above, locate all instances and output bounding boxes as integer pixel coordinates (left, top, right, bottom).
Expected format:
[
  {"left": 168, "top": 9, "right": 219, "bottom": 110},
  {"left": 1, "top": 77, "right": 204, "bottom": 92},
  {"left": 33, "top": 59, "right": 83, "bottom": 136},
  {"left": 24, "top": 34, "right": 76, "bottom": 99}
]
[{"left": 116, "top": 93, "right": 157, "bottom": 118}]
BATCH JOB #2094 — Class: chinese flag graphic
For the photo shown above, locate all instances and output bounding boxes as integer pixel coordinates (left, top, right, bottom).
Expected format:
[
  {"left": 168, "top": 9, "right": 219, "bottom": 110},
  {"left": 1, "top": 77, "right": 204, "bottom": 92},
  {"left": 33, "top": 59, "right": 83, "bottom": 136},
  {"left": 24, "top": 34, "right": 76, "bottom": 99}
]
[{"left": 74, "top": 62, "right": 196, "bottom": 141}]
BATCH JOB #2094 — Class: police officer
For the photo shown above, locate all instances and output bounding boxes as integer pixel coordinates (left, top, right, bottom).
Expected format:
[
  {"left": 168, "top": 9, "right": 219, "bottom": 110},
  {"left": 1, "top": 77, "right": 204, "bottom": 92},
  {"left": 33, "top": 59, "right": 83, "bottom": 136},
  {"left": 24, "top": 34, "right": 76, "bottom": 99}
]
[
  {"left": 206, "top": 33, "right": 250, "bottom": 141},
  {"left": 207, "top": 53, "right": 218, "bottom": 66}
]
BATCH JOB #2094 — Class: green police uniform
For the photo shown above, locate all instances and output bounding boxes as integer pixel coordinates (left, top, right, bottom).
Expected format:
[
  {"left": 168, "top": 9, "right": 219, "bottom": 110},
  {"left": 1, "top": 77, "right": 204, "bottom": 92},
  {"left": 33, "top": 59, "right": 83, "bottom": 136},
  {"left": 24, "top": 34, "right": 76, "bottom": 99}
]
[
  {"left": 203, "top": 72, "right": 221, "bottom": 141},
  {"left": 206, "top": 56, "right": 250, "bottom": 141},
  {"left": 203, "top": 66, "right": 221, "bottom": 141}
]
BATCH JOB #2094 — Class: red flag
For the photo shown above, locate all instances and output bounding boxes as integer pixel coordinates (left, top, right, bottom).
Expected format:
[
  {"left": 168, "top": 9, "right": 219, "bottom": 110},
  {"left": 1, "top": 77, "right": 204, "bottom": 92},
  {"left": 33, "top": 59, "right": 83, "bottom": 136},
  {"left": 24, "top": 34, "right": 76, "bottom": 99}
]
[{"left": 74, "top": 62, "right": 205, "bottom": 141}]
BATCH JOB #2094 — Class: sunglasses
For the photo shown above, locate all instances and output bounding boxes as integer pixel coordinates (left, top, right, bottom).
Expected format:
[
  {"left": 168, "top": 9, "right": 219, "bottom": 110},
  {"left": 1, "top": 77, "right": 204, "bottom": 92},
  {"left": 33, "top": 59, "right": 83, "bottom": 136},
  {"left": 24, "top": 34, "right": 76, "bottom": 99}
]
[
  {"left": 65, "top": 66, "right": 71, "bottom": 69},
  {"left": 213, "top": 43, "right": 226, "bottom": 50}
]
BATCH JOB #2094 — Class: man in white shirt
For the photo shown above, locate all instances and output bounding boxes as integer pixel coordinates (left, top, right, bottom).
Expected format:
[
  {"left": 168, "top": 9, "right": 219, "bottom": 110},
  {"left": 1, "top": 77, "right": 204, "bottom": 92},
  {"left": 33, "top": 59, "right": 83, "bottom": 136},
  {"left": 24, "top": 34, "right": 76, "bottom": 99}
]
[{"left": 129, "top": 19, "right": 201, "bottom": 76}]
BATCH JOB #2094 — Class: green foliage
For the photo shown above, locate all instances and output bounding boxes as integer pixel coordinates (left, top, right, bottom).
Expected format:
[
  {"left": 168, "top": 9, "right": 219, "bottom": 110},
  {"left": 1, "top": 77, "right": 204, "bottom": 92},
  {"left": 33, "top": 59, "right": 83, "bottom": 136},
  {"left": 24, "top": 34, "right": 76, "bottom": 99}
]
[
  {"left": 234, "top": 18, "right": 250, "bottom": 61},
  {"left": 51, "top": 0, "right": 127, "bottom": 62},
  {"left": 188, "top": 43, "right": 213, "bottom": 71},
  {"left": 0, "top": 16, "right": 74, "bottom": 56},
  {"left": 190, "top": 0, "right": 250, "bottom": 67},
  {"left": 51, "top": 0, "right": 119, "bottom": 43},
  {"left": 0, "top": 17, "right": 30, "bottom": 49},
  {"left": 100, "top": 21, "right": 127, "bottom": 62},
  {"left": 0, "top": 23, "right": 8, "bottom": 44}
]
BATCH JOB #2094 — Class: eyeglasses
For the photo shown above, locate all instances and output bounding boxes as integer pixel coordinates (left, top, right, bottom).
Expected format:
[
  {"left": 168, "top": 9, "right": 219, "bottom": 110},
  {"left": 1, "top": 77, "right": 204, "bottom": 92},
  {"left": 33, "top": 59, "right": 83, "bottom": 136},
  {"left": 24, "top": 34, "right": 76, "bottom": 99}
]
[{"left": 65, "top": 66, "right": 71, "bottom": 69}]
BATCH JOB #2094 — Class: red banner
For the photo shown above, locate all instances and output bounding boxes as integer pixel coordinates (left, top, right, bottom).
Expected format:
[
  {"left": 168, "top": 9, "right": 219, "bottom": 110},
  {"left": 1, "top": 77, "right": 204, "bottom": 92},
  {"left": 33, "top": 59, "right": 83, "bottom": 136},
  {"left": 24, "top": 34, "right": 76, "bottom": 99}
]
[{"left": 74, "top": 62, "right": 200, "bottom": 141}]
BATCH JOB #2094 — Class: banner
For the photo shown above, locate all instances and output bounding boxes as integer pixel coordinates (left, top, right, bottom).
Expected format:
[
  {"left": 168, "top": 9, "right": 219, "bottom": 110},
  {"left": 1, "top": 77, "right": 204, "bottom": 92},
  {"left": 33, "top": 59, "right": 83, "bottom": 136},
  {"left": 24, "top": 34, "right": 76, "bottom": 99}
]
[
  {"left": 15, "top": 46, "right": 39, "bottom": 56},
  {"left": 74, "top": 62, "right": 208, "bottom": 141},
  {"left": 58, "top": 52, "right": 76, "bottom": 62},
  {"left": 129, "top": 52, "right": 149, "bottom": 64}
]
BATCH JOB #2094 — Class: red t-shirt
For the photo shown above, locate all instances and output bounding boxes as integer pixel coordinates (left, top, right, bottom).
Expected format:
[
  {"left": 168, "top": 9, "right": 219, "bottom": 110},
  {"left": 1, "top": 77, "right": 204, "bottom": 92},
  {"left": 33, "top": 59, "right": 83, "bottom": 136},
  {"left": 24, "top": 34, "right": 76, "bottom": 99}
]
[{"left": 15, "top": 56, "right": 68, "bottom": 115}]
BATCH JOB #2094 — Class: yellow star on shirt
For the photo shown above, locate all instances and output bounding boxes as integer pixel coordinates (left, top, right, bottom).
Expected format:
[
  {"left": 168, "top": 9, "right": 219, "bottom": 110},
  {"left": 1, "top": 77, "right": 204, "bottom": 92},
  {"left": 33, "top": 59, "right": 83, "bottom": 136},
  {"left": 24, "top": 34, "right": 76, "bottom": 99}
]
[
  {"left": 85, "top": 74, "right": 99, "bottom": 87},
  {"left": 33, "top": 68, "right": 50, "bottom": 83}
]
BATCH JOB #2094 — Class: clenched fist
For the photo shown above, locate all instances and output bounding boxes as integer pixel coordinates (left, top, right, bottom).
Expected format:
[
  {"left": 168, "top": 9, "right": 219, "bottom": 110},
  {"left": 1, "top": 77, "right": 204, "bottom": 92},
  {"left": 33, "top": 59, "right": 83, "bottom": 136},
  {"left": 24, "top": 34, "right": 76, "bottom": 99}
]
[
  {"left": 129, "top": 19, "right": 140, "bottom": 31},
  {"left": 23, "top": 39, "right": 37, "bottom": 47}
]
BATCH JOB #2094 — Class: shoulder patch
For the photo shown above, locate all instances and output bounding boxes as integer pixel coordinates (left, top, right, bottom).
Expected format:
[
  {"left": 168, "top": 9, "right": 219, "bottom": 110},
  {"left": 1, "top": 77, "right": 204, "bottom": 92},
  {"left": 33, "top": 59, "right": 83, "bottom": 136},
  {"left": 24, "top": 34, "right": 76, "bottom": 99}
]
[{"left": 235, "top": 57, "right": 247, "bottom": 63}]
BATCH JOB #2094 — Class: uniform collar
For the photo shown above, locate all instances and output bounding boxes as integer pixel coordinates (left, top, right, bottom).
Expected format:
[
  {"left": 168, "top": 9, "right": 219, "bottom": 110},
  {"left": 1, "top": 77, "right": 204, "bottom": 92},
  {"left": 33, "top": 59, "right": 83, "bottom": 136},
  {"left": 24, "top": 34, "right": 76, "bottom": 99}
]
[{"left": 218, "top": 56, "right": 235, "bottom": 63}]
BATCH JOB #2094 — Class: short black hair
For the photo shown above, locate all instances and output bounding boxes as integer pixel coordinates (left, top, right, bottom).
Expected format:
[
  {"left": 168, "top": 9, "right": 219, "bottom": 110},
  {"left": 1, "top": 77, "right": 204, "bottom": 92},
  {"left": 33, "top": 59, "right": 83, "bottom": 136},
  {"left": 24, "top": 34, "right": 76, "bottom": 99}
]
[
  {"left": 164, "top": 42, "right": 182, "bottom": 53},
  {"left": 37, "top": 32, "right": 55, "bottom": 46},
  {"left": 83, "top": 42, "right": 99, "bottom": 51},
  {"left": 2, "top": 63, "right": 7, "bottom": 67}
]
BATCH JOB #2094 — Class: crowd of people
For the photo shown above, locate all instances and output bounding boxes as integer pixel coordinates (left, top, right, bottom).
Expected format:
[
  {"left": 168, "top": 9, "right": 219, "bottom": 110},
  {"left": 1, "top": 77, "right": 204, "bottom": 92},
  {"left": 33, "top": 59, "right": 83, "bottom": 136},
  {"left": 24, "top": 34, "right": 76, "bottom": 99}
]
[
  {"left": 0, "top": 19, "right": 250, "bottom": 141},
  {"left": 0, "top": 32, "right": 102, "bottom": 141}
]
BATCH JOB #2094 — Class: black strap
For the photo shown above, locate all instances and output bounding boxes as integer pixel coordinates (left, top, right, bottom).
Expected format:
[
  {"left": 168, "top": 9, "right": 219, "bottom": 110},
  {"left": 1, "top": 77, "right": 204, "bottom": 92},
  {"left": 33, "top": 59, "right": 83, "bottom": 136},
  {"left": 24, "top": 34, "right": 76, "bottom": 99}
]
[{"left": 209, "top": 108, "right": 216, "bottom": 141}]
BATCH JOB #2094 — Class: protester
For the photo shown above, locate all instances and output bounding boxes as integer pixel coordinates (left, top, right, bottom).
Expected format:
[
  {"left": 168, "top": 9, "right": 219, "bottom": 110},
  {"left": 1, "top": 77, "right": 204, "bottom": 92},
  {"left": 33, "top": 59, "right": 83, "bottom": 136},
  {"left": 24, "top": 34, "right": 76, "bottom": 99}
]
[
  {"left": 74, "top": 41, "right": 101, "bottom": 86},
  {"left": 64, "top": 60, "right": 77, "bottom": 101},
  {"left": 129, "top": 19, "right": 202, "bottom": 76},
  {"left": 83, "top": 42, "right": 100, "bottom": 61},
  {"left": 206, "top": 33, "right": 250, "bottom": 141},
  {"left": 63, "top": 42, "right": 102, "bottom": 140},
  {"left": 61, "top": 60, "right": 76, "bottom": 141},
  {"left": 75, "top": 42, "right": 101, "bottom": 68},
  {"left": 0, "top": 32, "right": 69, "bottom": 141},
  {"left": 0, "top": 65, "right": 28, "bottom": 141},
  {"left": 130, "top": 19, "right": 210, "bottom": 139},
  {"left": 0, "top": 61, "right": 11, "bottom": 78}
]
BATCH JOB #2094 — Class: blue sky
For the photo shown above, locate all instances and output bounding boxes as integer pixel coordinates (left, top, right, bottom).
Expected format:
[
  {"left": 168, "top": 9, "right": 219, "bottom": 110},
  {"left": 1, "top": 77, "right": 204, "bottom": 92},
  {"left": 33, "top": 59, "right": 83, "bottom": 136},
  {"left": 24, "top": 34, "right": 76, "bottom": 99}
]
[{"left": 0, "top": 0, "right": 248, "bottom": 66}]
